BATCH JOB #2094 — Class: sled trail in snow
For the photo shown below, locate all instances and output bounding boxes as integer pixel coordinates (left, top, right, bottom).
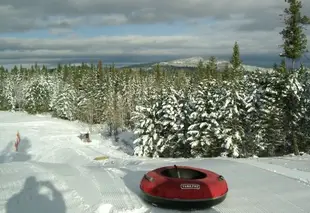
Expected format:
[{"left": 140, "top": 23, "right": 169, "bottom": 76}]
[{"left": 0, "top": 111, "right": 310, "bottom": 213}]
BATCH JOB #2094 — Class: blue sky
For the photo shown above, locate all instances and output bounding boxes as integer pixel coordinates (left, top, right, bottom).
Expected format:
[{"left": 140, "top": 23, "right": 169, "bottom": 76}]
[
  {"left": 0, "top": 22, "right": 194, "bottom": 39},
  {"left": 0, "top": 0, "right": 309, "bottom": 69}
]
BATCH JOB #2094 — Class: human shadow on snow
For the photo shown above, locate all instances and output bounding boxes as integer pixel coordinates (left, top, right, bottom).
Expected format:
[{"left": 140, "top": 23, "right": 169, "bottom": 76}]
[
  {"left": 0, "top": 137, "right": 31, "bottom": 163},
  {"left": 5, "top": 176, "right": 66, "bottom": 213},
  {"left": 121, "top": 168, "right": 221, "bottom": 213}
]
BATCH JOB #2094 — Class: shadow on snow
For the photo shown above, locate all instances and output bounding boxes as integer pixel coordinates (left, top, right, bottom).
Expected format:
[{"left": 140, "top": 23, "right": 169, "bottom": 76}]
[
  {"left": 5, "top": 176, "right": 66, "bottom": 213},
  {"left": 0, "top": 137, "right": 32, "bottom": 163}
]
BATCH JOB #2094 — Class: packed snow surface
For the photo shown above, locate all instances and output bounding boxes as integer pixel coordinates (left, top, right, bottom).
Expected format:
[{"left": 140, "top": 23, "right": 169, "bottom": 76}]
[{"left": 0, "top": 111, "right": 310, "bottom": 213}]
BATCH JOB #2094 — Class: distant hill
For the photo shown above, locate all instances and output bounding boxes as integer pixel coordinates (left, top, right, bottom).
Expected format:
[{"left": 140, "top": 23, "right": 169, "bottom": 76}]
[{"left": 121, "top": 56, "right": 273, "bottom": 72}]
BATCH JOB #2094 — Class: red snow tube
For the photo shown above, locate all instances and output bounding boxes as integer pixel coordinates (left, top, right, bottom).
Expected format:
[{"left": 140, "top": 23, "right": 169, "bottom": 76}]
[{"left": 140, "top": 165, "right": 228, "bottom": 209}]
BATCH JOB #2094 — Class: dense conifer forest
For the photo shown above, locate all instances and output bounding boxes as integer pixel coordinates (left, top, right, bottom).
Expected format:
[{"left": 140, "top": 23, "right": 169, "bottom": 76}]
[
  {"left": 0, "top": 0, "right": 309, "bottom": 159},
  {"left": 1, "top": 46, "right": 309, "bottom": 158}
]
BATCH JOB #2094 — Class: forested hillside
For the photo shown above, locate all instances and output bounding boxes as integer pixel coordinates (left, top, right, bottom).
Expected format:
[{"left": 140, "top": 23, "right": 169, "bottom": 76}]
[
  {"left": 0, "top": 0, "right": 309, "bottom": 159},
  {"left": 0, "top": 51, "right": 309, "bottom": 159}
]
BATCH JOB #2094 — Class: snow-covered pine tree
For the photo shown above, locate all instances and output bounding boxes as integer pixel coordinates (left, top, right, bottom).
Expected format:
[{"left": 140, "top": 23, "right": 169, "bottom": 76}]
[
  {"left": 2, "top": 79, "right": 15, "bottom": 111},
  {"left": 173, "top": 70, "right": 190, "bottom": 91},
  {"left": 11, "top": 70, "right": 25, "bottom": 110},
  {"left": 279, "top": 69, "right": 304, "bottom": 155},
  {"left": 187, "top": 80, "right": 223, "bottom": 157},
  {"left": 75, "top": 67, "right": 100, "bottom": 124},
  {"left": 133, "top": 87, "right": 193, "bottom": 158},
  {"left": 49, "top": 77, "right": 62, "bottom": 111},
  {"left": 241, "top": 70, "right": 272, "bottom": 156},
  {"left": 256, "top": 70, "right": 286, "bottom": 156},
  {"left": 90, "top": 66, "right": 106, "bottom": 124},
  {"left": 42, "top": 69, "right": 60, "bottom": 112},
  {"left": 103, "top": 65, "right": 124, "bottom": 138},
  {"left": 296, "top": 68, "right": 310, "bottom": 152},
  {"left": 0, "top": 67, "right": 10, "bottom": 110},
  {"left": 156, "top": 88, "right": 192, "bottom": 158},
  {"left": 122, "top": 70, "right": 145, "bottom": 130},
  {"left": 132, "top": 93, "right": 166, "bottom": 157},
  {"left": 217, "top": 80, "right": 245, "bottom": 157},
  {"left": 24, "top": 79, "right": 50, "bottom": 114},
  {"left": 123, "top": 70, "right": 146, "bottom": 130},
  {"left": 52, "top": 83, "right": 77, "bottom": 120},
  {"left": 206, "top": 56, "right": 217, "bottom": 79}
]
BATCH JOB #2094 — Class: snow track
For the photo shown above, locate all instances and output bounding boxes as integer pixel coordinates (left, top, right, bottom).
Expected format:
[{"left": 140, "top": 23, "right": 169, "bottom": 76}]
[
  {"left": 1, "top": 111, "right": 310, "bottom": 213},
  {"left": 0, "top": 162, "right": 91, "bottom": 213}
]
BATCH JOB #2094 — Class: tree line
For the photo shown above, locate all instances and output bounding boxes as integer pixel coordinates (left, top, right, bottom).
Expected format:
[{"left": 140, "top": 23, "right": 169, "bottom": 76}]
[{"left": 0, "top": 0, "right": 309, "bottom": 158}]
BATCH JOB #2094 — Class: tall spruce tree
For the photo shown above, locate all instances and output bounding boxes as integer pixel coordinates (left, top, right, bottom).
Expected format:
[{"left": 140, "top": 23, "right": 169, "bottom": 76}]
[
  {"left": 230, "top": 41, "right": 243, "bottom": 80},
  {"left": 279, "top": 0, "right": 310, "bottom": 70},
  {"left": 230, "top": 41, "right": 242, "bottom": 70}
]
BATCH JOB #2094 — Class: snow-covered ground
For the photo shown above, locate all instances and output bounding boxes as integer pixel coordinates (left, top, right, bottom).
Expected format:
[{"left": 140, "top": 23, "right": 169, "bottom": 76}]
[{"left": 0, "top": 111, "right": 310, "bottom": 213}]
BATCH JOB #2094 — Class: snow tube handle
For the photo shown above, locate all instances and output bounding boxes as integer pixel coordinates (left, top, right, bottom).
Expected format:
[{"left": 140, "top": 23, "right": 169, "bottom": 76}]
[
  {"left": 174, "top": 165, "right": 181, "bottom": 178},
  {"left": 144, "top": 174, "right": 154, "bottom": 182},
  {"left": 218, "top": 175, "right": 224, "bottom": 181}
]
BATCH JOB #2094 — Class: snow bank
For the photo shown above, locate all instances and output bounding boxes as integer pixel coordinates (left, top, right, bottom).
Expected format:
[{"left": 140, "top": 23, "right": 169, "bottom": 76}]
[{"left": 231, "top": 158, "right": 310, "bottom": 185}]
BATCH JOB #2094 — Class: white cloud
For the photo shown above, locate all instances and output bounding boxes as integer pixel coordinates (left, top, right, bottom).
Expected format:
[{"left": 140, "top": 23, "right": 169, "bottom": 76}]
[
  {"left": 1, "top": 0, "right": 307, "bottom": 31},
  {"left": 0, "top": 0, "right": 309, "bottom": 66},
  {"left": 0, "top": 29, "right": 292, "bottom": 59}
]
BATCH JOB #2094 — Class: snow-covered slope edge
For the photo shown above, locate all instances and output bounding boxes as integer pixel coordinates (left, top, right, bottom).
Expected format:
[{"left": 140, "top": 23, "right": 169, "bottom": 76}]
[
  {"left": 224, "top": 156, "right": 310, "bottom": 185},
  {"left": 123, "top": 56, "right": 275, "bottom": 72}
]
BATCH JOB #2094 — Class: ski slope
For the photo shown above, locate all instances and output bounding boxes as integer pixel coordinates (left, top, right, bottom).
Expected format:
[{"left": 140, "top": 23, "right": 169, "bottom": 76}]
[{"left": 0, "top": 111, "right": 310, "bottom": 213}]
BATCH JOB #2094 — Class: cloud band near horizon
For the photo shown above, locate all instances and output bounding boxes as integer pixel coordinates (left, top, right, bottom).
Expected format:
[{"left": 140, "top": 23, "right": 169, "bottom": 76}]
[{"left": 0, "top": 0, "right": 309, "bottom": 68}]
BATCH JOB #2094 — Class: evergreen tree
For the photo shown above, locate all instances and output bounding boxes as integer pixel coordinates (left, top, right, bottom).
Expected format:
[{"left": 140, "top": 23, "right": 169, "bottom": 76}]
[
  {"left": 257, "top": 72, "right": 286, "bottom": 156},
  {"left": 157, "top": 88, "right": 193, "bottom": 158},
  {"left": 241, "top": 71, "right": 265, "bottom": 156},
  {"left": 133, "top": 88, "right": 194, "bottom": 158},
  {"left": 230, "top": 41, "right": 242, "bottom": 70},
  {"left": 298, "top": 69, "right": 310, "bottom": 152},
  {"left": 24, "top": 80, "right": 50, "bottom": 114},
  {"left": 188, "top": 80, "right": 223, "bottom": 157},
  {"left": 132, "top": 94, "right": 166, "bottom": 157},
  {"left": 52, "top": 83, "right": 77, "bottom": 120},
  {"left": 279, "top": 0, "right": 310, "bottom": 70},
  {"left": 280, "top": 71, "right": 304, "bottom": 155},
  {"left": 206, "top": 56, "right": 217, "bottom": 78},
  {"left": 222, "top": 63, "right": 231, "bottom": 81},
  {"left": 218, "top": 81, "right": 245, "bottom": 157},
  {"left": 0, "top": 68, "right": 10, "bottom": 110},
  {"left": 230, "top": 41, "right": 243, "bottom": 79}
]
